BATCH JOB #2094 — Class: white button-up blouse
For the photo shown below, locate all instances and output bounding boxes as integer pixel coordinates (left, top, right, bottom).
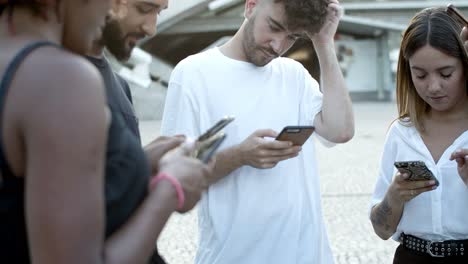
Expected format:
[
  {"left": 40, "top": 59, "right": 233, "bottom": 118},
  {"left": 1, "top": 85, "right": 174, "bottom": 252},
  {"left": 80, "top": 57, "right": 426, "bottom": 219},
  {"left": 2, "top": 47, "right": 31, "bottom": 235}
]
[{"left": 371, "top": 120, "right": 468, "bottom": 242}]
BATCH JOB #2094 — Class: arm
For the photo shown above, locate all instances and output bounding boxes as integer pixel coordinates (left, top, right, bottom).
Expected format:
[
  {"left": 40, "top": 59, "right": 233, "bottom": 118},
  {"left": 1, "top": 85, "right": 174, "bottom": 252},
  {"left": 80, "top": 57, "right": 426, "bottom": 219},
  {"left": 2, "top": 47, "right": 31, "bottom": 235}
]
[
  {"left": 370, "top": 192, "right": 404, "bottom": 240},
  {"left": 105, "top": 143, "right": 213, "bottom": 263},
  {"left": 209, "top": 129, "right": 301, "bottom": 184},
  {"left": 370, "top": 172, "right": 437, "bottom": 240},
  {"left": 308, "top": 0, "right": 354, "bottom": 143},
  {"left": 24, "top": 57, "right": 204, "bottom": 264},
  {"left": 24, "top": 58, "right": 109, "bottom": 264},
  {"left": 369, "top": 125, "right": 437, "bottom": 240}
]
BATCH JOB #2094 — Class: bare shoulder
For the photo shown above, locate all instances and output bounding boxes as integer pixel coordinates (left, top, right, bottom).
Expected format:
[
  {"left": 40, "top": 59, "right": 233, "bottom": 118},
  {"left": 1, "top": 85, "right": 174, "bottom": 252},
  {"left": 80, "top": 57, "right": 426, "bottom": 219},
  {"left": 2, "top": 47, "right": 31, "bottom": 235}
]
[
  {"left": 11, "top": 47, "right": 108, "bottom": 132},
  {"left": 24, "top": 47, "right": 105, "bottom": 100}
]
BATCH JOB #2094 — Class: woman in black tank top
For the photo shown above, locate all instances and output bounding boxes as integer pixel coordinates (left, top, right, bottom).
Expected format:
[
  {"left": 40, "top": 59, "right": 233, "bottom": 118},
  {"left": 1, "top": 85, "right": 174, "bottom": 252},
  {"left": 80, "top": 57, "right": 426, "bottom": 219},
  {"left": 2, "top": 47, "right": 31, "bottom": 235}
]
[{"left": 0, "top": 1, "right": 212, "bottom": 263}]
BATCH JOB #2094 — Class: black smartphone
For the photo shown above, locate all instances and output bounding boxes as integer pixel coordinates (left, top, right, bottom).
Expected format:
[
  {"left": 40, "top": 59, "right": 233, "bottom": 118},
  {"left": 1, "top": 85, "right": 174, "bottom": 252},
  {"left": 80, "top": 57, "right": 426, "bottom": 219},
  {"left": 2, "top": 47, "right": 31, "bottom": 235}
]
[
  {"left": 394, "top": 161, "right": 439, "bottom": 186},
  {"left": 276, "top": 126, "right": 315, "bottom": 146},
  {"left": 447, "top": 4, "right": 468, "bottom": 27}
]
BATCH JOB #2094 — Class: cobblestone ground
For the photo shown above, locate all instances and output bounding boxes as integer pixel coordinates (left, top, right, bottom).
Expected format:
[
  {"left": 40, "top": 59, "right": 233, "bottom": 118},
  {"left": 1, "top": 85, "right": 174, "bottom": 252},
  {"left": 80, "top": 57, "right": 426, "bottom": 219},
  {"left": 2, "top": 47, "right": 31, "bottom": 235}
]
[{"left": 140, "top": 102, "right": 400, "bottom": 264}]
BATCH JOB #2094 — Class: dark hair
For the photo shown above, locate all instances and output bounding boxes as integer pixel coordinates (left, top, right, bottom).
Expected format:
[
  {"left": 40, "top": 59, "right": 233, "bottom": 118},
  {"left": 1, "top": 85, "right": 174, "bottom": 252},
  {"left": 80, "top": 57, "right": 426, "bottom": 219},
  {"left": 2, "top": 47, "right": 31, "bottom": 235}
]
[
  {"left": 396, "top": 7, "right": 468, "bottom": 132},
  {"left": 0, "top": 0, "right": 61, "bottom": 34},
  {"left": 274, "top": 0, "right": 329, "bottom": 33}
]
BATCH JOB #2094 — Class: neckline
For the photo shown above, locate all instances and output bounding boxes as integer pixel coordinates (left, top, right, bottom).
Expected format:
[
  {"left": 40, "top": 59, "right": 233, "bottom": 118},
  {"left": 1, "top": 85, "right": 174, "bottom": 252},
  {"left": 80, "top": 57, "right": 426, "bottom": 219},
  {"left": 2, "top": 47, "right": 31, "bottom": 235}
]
[
  {"left": 212, "top": 47, "right": 271, "bottom": 72},
  {"left": 413, "top": 127, "right": 468, "bottom": 165},
  {"left": 86, "top": 56, "right": 107, "bottom": 69}
]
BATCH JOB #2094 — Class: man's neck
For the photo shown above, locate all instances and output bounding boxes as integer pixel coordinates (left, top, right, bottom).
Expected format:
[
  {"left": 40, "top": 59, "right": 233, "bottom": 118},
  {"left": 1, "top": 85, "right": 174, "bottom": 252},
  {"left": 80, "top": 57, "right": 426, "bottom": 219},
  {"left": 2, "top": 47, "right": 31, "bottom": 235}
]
[
  {"left": 88, "top": 40, "right": 105, "bottom": 59},
  {"left": 219, "top": 25, "right": 248, "bottom": 62}
]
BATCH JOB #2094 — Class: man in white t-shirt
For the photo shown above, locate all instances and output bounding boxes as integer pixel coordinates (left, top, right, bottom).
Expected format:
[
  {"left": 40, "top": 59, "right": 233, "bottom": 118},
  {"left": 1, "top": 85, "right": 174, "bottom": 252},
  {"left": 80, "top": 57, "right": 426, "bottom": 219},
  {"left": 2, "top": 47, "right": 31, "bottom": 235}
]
[{"left": 161, "top": 0, "right": 354, "bottom": 263}]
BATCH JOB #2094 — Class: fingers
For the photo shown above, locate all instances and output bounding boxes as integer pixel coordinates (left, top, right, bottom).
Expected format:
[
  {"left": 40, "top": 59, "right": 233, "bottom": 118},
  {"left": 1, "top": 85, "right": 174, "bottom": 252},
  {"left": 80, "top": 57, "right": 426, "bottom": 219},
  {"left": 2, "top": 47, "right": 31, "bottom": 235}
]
[
  {"left": 176, "top": 138, "right": 197, "bottom": 156},
  {"left": 456, "top": 156, "right": 468, "bottom": 168},
  {"left": 261, "top": 146, "right": 302, "bottom": 157},
  {"left": 259, "top": 152, "right": 300, "bottom": 164},
  {"left": 395, "top": 172, "right": 436, "bottom": 187},
  {"left": 392, "top": 172, "right": 438, "bottom": 202},
  {"left": 258, "top": 163, "right": 278, "bottom": 169},
  {"left": 394, "top": 171, "right": 410, "bottom": 183},
  {"left": 327, "top": 0, "right": 343, "bottom": 19},
  {"left": 252, "top": 151, "right": 300, "bottom": 169},
  {"left": 407, "top": 179, "right": 437, "bottom": 189},
  {"left": 263, "top": 140, "right": 294, "bottom": 150},
  {"left": 402, "top": 185, "right": 437, "bottom": 200},
  {"left": 158, "top": 137, "right": 185, "bottom": 153},
  {"left": 252, "top": 129, "right": 278, "bottom": 138},
  {"left": 450, "top": 148, "right": 468, "bottom": 161},
  {"left": 461, "top": 27, "right": 468, "bottom": 50}
]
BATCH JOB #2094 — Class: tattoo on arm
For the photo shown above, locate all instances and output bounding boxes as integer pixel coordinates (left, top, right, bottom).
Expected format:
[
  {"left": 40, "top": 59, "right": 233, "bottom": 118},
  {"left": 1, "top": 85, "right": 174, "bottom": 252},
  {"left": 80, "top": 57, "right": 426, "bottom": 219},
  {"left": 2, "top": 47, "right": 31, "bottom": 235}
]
[{"left": 371, "top": 198, "right": 392, "bottom": 231}]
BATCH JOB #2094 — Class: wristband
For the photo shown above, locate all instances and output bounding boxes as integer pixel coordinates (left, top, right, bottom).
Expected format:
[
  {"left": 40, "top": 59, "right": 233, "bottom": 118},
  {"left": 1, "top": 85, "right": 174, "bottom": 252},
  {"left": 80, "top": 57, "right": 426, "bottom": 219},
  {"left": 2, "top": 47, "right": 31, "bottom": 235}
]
[{"left": 150, "top": 172, "right": 185, "bottom": 210}]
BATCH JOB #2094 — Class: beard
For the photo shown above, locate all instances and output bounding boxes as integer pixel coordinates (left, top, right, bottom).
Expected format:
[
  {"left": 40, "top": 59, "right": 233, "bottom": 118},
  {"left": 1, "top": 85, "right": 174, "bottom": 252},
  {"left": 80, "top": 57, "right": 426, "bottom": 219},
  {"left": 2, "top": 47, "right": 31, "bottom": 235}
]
[
  {"left": 100, "top": 18, "right": 132, "bottom": 61},
  {"left": 242, "top": 15, "right": 278, "bottom": 67}
]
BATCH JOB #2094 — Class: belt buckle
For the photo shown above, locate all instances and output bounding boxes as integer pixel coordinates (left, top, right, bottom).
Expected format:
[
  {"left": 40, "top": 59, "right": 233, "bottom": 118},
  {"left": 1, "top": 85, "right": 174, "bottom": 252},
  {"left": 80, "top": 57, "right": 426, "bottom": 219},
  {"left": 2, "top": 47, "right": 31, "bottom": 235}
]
[{"left": 426, "top": 241, "right": 445, "bottom": 258}]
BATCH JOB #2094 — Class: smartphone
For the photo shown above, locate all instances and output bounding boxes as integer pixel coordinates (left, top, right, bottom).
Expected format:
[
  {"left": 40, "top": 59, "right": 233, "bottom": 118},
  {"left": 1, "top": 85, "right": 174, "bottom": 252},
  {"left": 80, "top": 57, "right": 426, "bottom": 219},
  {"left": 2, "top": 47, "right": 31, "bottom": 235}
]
[
  {"left": 276, "top": 126, "right": 315, "bottom": 146},
  {"left": 197, "top": 134, "right": 227, "bottom": 163},
  {"left": 447, "top": 4, "right": 468, "bottom": 26},
  {"left": 394, "top": 161, "right": 439, "bottom": 186},
  {"left": 194, "top": 116, "right": 234, "bottom": 163},
  {"left": 197, "top": 116, "right": 234, "bottom": 142}
]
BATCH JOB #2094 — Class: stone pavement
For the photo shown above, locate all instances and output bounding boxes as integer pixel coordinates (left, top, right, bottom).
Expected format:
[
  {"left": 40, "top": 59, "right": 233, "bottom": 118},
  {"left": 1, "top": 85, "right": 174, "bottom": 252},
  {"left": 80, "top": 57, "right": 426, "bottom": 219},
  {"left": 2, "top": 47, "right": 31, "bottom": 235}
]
[{"left": 139, "top": 102, "right": 400, "bottom": 264}]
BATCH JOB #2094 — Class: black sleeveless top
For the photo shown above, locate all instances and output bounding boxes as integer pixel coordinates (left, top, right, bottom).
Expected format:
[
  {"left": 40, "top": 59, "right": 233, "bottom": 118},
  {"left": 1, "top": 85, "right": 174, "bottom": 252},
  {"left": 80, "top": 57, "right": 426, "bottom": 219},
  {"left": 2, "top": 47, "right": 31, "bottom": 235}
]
[{"left": 0, "top": 42, "right": 151, "bottom": 262}]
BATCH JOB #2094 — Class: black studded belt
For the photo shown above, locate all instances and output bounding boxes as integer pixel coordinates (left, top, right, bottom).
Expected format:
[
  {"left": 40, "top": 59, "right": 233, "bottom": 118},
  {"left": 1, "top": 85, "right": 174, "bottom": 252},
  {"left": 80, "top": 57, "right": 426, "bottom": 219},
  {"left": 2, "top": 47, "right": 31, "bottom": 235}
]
[{"left": 400, "top": 233, "right": 468, "bottom": 258}]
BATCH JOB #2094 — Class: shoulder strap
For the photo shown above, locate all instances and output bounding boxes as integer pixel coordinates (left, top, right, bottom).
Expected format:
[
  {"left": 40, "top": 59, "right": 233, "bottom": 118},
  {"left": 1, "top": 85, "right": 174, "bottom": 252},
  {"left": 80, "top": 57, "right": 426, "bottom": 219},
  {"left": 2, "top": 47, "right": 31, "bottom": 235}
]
[
  {"left": 0, "top": 41, "right": 60, "bottom": 107},
  {"left": 0, "top": 41, "right": 60, "bottom": 180}
]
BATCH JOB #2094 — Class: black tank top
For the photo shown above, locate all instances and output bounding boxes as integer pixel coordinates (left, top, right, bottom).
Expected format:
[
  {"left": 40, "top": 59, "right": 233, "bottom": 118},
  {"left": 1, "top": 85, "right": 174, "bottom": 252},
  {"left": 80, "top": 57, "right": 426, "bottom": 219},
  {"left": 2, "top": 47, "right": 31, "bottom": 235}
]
[{"left": 0, "top": 42, "right": 151, "bottom": 262}]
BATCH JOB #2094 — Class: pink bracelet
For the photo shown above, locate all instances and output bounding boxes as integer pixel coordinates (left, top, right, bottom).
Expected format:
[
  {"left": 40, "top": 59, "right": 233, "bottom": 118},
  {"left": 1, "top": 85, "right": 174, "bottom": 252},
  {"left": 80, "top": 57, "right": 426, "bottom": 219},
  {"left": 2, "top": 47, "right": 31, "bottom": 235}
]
[{"left": 149, "top": 172, "right": 185, "bottom": 210}]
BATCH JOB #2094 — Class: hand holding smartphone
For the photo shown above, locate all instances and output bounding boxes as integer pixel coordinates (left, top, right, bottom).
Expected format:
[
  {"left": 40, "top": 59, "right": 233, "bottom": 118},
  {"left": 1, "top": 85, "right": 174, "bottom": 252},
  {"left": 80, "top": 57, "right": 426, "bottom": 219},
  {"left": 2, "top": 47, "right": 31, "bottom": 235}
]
[
  {"left": 394, "top": 161, "right": 439, "bottom": 186},
  {"left": 275, "top": 126, "right": 315, "bottom": 146}
]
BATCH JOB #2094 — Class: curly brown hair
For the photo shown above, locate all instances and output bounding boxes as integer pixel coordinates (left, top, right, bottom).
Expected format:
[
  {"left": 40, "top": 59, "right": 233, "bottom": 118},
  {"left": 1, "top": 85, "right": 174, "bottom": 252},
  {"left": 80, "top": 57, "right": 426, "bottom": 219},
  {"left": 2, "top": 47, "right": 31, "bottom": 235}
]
[{"left": 274, "top": 0, "right": 329, "bottom": 33}]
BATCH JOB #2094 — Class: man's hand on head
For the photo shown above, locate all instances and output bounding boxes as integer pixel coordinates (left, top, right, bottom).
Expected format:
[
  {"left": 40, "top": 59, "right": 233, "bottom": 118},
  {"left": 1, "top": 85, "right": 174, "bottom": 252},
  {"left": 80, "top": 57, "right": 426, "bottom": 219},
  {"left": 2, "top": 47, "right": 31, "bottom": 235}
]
[{"left": 307, "top": 0, "right": 342, "bottom": 46}]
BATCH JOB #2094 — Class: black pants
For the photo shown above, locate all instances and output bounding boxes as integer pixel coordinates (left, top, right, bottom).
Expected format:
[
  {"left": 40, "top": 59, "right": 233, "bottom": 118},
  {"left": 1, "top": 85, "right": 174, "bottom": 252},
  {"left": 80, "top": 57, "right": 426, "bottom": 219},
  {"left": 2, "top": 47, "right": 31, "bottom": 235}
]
[{"left": 393, "top": 244, "right": 468, "bottom": 264}]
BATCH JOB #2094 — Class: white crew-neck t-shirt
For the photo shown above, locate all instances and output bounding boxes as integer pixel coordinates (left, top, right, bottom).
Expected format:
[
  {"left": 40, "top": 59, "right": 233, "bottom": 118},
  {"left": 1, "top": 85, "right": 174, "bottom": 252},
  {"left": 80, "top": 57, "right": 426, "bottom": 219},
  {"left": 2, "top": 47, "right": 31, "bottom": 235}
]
[{"left": 161, "top": 48, "right": 334, "bottom": 264}]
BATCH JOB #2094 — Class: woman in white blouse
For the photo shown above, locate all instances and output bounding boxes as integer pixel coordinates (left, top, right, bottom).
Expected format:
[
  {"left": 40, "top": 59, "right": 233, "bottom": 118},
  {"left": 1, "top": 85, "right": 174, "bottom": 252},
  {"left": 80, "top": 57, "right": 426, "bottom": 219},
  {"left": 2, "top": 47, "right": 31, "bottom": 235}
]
[{"left": 370, "top": 7, "right": 468, "bottom": 264}]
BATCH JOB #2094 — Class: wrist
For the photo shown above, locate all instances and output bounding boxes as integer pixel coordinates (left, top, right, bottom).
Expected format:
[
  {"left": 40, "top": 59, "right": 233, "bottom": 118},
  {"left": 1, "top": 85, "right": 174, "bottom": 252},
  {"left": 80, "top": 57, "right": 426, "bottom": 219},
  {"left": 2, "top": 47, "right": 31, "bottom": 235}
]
[
  {"left": 314, "top": 43, "right": 336, "bottom": 58},
  {"left": 385, "top": 190, "right": 404, "bottom": 208},
  {"left": 150, "top": 179, "right": 178, "bottom": 213},
  {"left": 149, "top": 172, "right": 185, "bottom": 210},
  {"left": 232, "top": 145, "right": 246, "bottom": 166}
]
